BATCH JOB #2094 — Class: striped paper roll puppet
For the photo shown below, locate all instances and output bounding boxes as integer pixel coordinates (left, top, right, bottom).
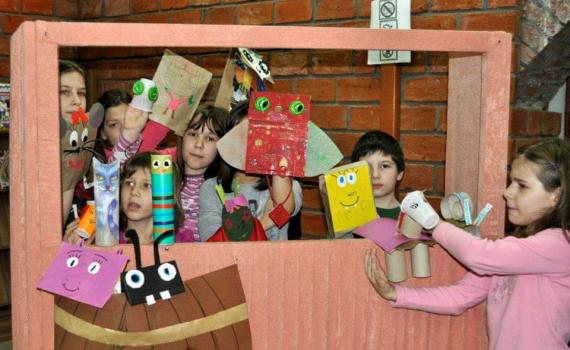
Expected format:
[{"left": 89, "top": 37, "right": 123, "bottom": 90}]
[{"left": 151, "top": 155, "right": 175, "bottom": 244}]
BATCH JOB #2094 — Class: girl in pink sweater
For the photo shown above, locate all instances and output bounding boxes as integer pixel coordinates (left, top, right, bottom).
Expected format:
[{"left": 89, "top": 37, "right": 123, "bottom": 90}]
[{"left": 365, "top": 138, "right": 570, "bottom": 350}]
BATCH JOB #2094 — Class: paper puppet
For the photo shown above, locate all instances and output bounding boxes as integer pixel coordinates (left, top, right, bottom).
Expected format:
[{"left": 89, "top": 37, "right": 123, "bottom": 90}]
[
  {"left": 319, "top": 161, "right": 378, "bottom": 236},
  {"left": 130, "top": 78, "right": 158, "bottom": 112},
  {"left": 54, "top": 264, "right": 252, "bottom": 349},
  {"left": 93, "top": 158, "right": 119, "bottom": 246},
  {"left": 208, "top": 184, "right": 267, "bottom": 242},
  {"left": 217, "top": 92, "right": 342, "bottom": 177},
  {"left": 60, "top": 103, "right": 104, "bottom": 191},
  {"left": 121, "top": 230, "right": 184, "bottom": 306},
  {"left": 150, "top": 49, "right": 212, "bottom": 136},
  {"left": 354, "top": 215, "right": 432, "bottom": 282},
  {"left": 151, "top": 154, "right": 175, "bottom": 244},
  {"left": 238, "top": 48, "right": 273, "bottom": 83},
  {"left": 37, "top": 242, "right": 128, "bottom": 308}
]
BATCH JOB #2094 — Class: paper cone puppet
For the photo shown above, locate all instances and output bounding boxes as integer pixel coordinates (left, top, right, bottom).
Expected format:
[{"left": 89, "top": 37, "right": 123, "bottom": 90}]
[
  {"left": 37, "top": 242, "right": 128, "bottom": 308},
  {"left": 217, "top": 92, "right": 342, "bottom": 177},
  {"left": 319, "top": 161, "right": 378, "bottom": 235},
  {"left": 93, "top": 159, "right": 120, "bottom": 247},
  {"left": 150, "top": 49, "right": 212, "bottom": 136},
  {"left": 60, "top": 103, "right": 104, "bottom": 192}
]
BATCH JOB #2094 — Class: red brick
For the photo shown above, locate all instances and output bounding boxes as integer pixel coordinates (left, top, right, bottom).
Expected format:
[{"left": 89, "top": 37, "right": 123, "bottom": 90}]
[
  {"left": 359, "top": 0, "right": 371, "bottom": 17},
  {"left": 22, "top": 0, "right": 52, "bottom": 14},
  {"left": 55, "top": 0, "right": 78, "bottom": 17},
  {"left": 311, "top": 105, "right": 347, "bottom": 129},
  {"left": 401, "top": 51, "right": 426, "bottom": 74},
  {"left": 510, "top": 108, "right": 527, "bottom": 135},
  {"left": 402, "top": 135, "right": 446, "bottom": 161},
  {"left": 316, "top": 0, "right": 356, "bottom": 20},
  {"left": 411, "top": 14, "right": 456, "bottom": 30},
  {"left": 527, "top": 109, "right": 541, "bottom": 135},
  {"left": 412, "top": 0, "right": 428, "bottom": 13},
  {"left": 429, "top": 52, "right": 448, "bottom": 73},
  {"left": 270, "top": 51, "right": 310, "bottom": 76},
  {"left": 204, "top": 6, "right": 233, "bottom": 24},
  {"left": 222, "top": 0, "right": 249, "bottom": 3},
  {"left": 489, "top": 0, "right": 518, "bottom": 7},
  {"left": 541, "top": 111, "right": 561, "bottom": 136},
  {"left": 268, "top": 79, "right": 294, "bottom": 93},
  {"left": 131, "top": 0, "right": 158, "bottom": 14},
  {"left": 1, "top": 15, "right": 33, "bottom": 34},
  {"left": 171, "top": 8, "right": 201, "bottom": 23},
  {"left": 438, "top": 106, "right": 447, "bottom": 131},
  {"left": 300, "top": 211, "right": 327, "bottom": 238},
  {"left": 348, "top": 106, "right": 382, "bottom": 131},
  {"left": 303, "top": 187, "right": 324, "bottom": 210},
  {"left": 104, "top": 0, "right": 129, "bottom": 16},
  {"left": 404, "top": 76, "right": 448, "bottom": 102},
  {"left": 354, "top": 50, "right": 375, "bottom": 74},
  {"left": 199, "top": 54, "right": 227, "bottom": 76},
  {"left": 191, "top": 0, "right": 220, "bottom": 4},
  {"left": 400, "top": 106, "right": 437, "bottom": 131},
  {"left": 296, "top": 78, "right": 335, "bottom": 102},
  {"left": 160, "top": 0, "right": 188, "bottom": 9},
  {"left": 339, "top": 20, "right": 369, "bottom": 28},
  {"left": 275, "top": 0, "right": 312, "bottom": 23},
  {"left": 337, "top": 77, "right": 381, "bottom": 102},
  {"left": 330, "top": 131, "right": 364, "bottom": 157},
  {"left": 461, "top": 11, "right": 518, "bottom": 35},
  {"left": 425, "top": 195, "right": 442, "bottom": 213},
  {"left": 432, "top": 0, "right": 482, "bottom": 11},
  {"left": 80, "top": 0, "right": 102, "bottom": 18},
  {"left": 235, "top": 2, "right": 273, "bottom": 25},
  {"left": 0, "top": 36, "right": 9, "bottom": 56},
  {"left": 140, "top": 12, "right": 170, "bottom": 23},
  {"left": 400, "top": 164, "right": 435, "bottom": 192},
  {"left": 436, "top": 166, "right": 445, "bottom": 192},
  {"left": 0, "top": 58, "right": 9, "bottom": 78},
  {"left": 0, "top": 0, "right": 17, "bottom": 12},
  {"left": 310, "top": 50, "right": 352, "bottom": 75}
]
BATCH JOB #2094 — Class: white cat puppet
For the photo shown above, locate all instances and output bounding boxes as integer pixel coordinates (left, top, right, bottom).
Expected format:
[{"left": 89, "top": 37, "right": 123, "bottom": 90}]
[{"left": 94, "top": 159, "right": 120, "bottom": 246}]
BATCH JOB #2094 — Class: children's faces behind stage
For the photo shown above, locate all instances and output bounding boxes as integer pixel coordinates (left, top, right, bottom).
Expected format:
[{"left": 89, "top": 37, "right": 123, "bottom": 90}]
[
  {"left": 121, "top": 166, "right": 153, "bottom": 225},
  {"left": 60, "top": 70, "right": 87, "bottom": 119},
  {"left": 101, "top": 102, "right": 128, "bottom": 147},
  {"left": 180, "top": 110, "right": 223, "bottom": 176}
]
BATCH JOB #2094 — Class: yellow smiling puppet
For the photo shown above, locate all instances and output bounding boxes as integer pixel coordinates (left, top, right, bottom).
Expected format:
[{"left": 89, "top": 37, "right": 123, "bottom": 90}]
[{"left": 320, "top": 161, "right": 377, "bottom": 235}]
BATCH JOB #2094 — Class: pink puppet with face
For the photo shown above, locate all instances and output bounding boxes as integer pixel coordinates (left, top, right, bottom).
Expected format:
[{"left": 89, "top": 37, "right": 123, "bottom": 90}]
[{"left": 37, "top": 242, "right": 128, "bottom": 308}]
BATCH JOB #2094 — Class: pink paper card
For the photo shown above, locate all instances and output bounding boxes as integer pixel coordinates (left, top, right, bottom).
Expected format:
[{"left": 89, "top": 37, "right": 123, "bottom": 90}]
[{"left": 354, "top": 217, "right": 432, "bottom": 252}]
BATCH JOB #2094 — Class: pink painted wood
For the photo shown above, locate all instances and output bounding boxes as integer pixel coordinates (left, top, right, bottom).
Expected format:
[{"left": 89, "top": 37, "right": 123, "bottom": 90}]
[{"left": 10, "top": 22, "right": 511, "bottom": 349}]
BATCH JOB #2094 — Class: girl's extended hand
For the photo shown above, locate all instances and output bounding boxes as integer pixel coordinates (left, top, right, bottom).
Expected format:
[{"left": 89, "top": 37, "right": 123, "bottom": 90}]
[
  {"left": 365, "top": 248, "right": 397, "bottom": 301},
  {"left": 122, "top": 106, "right": 149, "bottom": 143},
  {"left": 62, "top": 218, "right": 95, "bottom": 245}
]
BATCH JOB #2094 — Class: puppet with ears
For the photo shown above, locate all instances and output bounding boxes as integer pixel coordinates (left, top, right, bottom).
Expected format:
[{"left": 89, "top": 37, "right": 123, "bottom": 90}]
[
  {"left": 54, "top": 230, "right": 252, "bottom": 349},
  {"left": 60, "top": 103, "right": 104, "bottom": 191}
]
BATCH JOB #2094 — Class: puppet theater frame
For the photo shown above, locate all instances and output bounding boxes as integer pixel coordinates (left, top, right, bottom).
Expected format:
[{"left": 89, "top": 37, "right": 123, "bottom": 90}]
[{"left": 10, "top": 22, "right": 510, "bottom": 349}]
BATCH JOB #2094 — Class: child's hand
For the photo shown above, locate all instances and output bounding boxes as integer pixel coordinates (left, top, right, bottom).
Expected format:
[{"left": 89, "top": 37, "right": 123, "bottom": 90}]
[
  {"left": 63, "top": 218, "right": 83, "bottom": 244},
  {"left": 122, "top": 106, "right": 149, "bottom": 143},
  {"left": 365, "top": 248, "right": 397, "bottom": 301}
]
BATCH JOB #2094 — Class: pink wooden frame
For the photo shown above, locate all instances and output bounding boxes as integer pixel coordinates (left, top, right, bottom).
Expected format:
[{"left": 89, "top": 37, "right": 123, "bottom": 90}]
[{"left": 10, "top": 22, "right": 511, "bottom": 349}]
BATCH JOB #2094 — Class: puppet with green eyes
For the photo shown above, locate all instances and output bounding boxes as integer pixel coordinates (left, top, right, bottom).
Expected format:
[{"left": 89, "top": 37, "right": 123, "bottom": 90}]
[
  {"left": 151, "top": 155, "right": 175, "bottom": 245},
  {"left": 60, "top": 103, "right": 104, "bottom": 192}
]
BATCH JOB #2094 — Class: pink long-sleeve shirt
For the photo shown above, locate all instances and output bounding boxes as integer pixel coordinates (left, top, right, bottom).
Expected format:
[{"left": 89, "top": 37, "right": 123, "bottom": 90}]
[{"left": 393, "top": 222, "right": 570, "bottom": 350}]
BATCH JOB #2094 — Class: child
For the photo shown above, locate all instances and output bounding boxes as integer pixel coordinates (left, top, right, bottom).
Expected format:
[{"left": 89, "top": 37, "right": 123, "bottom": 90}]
[
  {"left": 176, "top": 105, "right": 228, "bottom": 242},
  {"left": 198, "top": 100, "right": 303, "bottom": 241},
  {"left": 119, "top": 152, "right": 183, "bottom": 244},
  {"left": 365, "top": 138, "right": 570, "bottom": 350}
]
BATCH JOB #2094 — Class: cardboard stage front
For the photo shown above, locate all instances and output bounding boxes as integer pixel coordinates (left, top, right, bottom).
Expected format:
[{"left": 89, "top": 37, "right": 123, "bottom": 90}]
[{"left": 10, "top": 22, "right": 511, "bottom": 349}]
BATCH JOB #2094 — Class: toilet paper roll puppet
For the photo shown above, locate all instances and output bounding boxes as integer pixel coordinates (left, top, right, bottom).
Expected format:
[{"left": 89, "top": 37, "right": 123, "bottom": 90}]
[
  {"left": 151, "top": 154, "right": 176, "bottom": 245},
  {"left": 94, "top": 158, "right": 120, "bottom": 247}
]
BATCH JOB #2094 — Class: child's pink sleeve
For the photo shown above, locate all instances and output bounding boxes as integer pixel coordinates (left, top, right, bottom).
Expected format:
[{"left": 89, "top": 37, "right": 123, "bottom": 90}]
[
  {"left": 139, "top": 120, "right": 170, "bottom": 153},
  {"left": 433, "top": 222, "right": 570, "bottom": 276},
  {"left": 392, "top": 272, "right": 490, "bottom": 315},
  {"left": 107, "top": 132, "right": 141, "bottom": 166}
]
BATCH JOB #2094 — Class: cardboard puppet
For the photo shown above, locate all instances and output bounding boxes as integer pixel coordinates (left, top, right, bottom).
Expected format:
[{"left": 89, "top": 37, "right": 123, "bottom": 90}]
[
  {"left": 151, "top": 154, "right": 176, "bottom": 244},
  {"left": 217, "top": 91, "right": 343, "bottom": 178},
  {"left": 37, "top": 242, "right": 128, "bottom": 308},
  {"left": 60, "top": 103, "right": 104, "bottom": 191},
  {"left": 150, "top": 49, "right": 212, "bottom": 136},
  {"left": 93, "top": 158, "right": 120, "bottom": 247},
  {"left": 319, "top": 161, "right": 378, "bottom": 236}
]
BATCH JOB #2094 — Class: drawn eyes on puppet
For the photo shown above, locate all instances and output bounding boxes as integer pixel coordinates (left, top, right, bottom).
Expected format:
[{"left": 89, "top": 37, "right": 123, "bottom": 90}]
[
  {"left": 66, "top": 256, "right": 80, "bottom": 268},
  {"left": 65, "top": 254, "right": 102, "bottom": 275},
  {"left": 157, "top": 263, "right": 178, "bottom": 282},
  {"left": 289, "top": 101, "right": 305, "bottom": 115},
  {"left": 69, "top": 130, "right": 78, "bottom": 148},
  {"left": 87, "top": 261, "right": 101, "bottom": 275},
  {"left": 255, "top": 97, "right": 270, "bottom": 112},
  {"left": 347, "top": 172, "right": 357, "bottom": 185},
  {"left": 81, "top": 128, "right": 88, "bottom": 143},
  {"left": 125, "top": 270, "right": 145, "bottom": 289},
  {"left": 336, "top": 172, "right": 357, "bottom": 188}
]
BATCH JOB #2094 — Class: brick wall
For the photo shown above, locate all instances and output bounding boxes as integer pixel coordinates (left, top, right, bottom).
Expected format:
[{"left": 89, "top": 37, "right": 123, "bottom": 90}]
[{"left": 2, "top": 0, "right": 564, "bottom": 237}]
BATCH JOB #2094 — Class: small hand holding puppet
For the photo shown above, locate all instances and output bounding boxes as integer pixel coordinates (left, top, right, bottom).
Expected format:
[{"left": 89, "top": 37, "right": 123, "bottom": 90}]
[
  {"left": 121, "top": 230, "right": 184, "bottom": 306},
  {"left": 37, "top": 242, "right": 128, "bottom": 308},
  {"left": 217, "top": 91, "right": 342, "bottom": 178},
  {"left": 60, "top": 103, "right": 104, "bottom": 191},
  {"left": 94, "top": 159, "right": 120, "bottom": 247},
  {"left": 151, "top": 154, "right": 176, "bottom": 245}
]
